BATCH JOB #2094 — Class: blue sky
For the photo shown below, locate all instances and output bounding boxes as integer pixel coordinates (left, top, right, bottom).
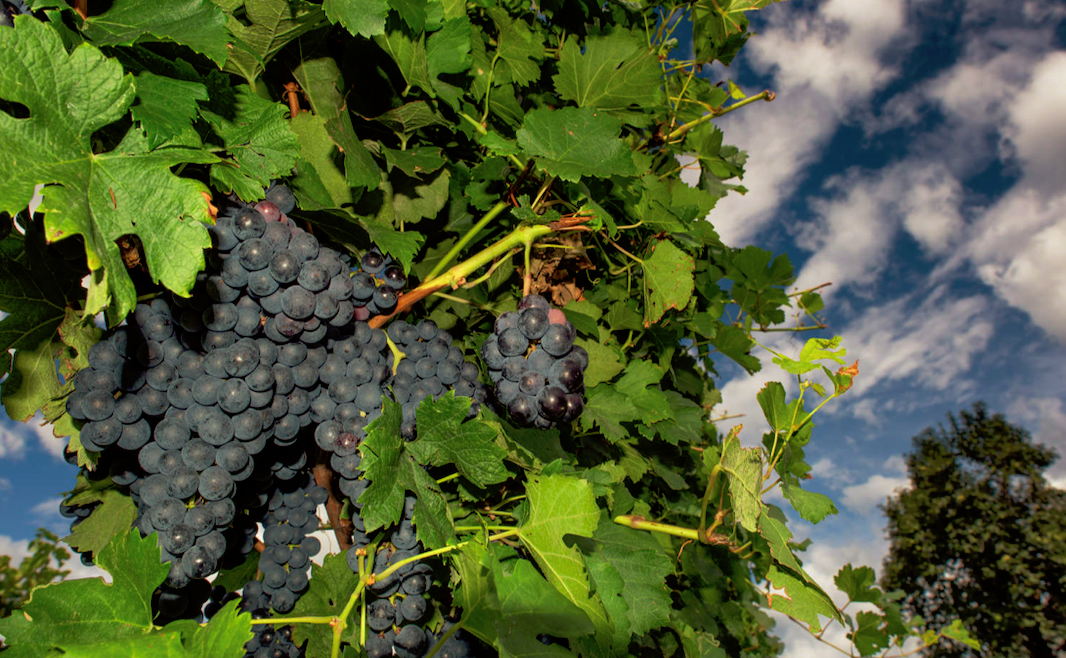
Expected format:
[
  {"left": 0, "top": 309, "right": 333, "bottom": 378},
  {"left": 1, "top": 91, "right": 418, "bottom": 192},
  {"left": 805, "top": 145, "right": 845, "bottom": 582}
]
[{"left": 3, "top": 0, "right": 1066, "bottom": 652}]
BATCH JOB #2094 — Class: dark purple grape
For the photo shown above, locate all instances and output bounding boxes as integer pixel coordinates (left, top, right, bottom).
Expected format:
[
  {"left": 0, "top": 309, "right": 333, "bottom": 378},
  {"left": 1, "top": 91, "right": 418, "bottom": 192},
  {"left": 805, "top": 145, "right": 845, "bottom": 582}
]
[
  {"left": 540, "top": 323, "right": 575, "bottom": 357},
  {"left": 537, "top": 386, "right": 567, "bottom": 420},
  {"left": 237, "top": 238, "right": 272, "bottom": 271},
  {"left": 508, "top": 394, "right": 537, "bottom": 425},
  {"left": 382, "top": 265, "right": 406, "bottom": 289},
  {"left": 497, "top": 327, "right": 529, "bottom": 357},
  {"left": 361, "top": 249, "right": 386, "bottom": 274}
]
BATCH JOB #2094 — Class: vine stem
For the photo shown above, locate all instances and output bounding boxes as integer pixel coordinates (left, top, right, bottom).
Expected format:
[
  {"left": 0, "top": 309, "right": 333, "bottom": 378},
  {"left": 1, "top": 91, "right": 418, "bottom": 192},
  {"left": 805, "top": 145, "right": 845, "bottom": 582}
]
[
  {"left": 425, "top": 201, "right": 510, "bottom": 281},
  {"left": 665, "top": 90, "right": 775, "bottom": 143},
  {"left": 75, "top": 0, "right": 86, "bottom": 18},
  {"left": 613, "top": 515, "right": 730, "bottom": 544},
  {"left": 369, "top": 222, "right": 562, "bottom": 329},
  {"left": 312, "top": 451, "right": 352, "bottom": 551}
]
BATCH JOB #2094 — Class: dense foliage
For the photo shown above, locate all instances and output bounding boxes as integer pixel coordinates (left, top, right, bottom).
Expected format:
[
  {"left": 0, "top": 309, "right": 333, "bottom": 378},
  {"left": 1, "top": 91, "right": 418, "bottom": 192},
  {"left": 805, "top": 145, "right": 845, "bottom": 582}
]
[
  {"left": 0, "top": 0, "right": 981, "bottom": 656},
  {"left": 881, "top": 402, "right": 1066, "bottom": 658},
  {"left": 0, "top": 529, "right": 71, "bottom": 619}
]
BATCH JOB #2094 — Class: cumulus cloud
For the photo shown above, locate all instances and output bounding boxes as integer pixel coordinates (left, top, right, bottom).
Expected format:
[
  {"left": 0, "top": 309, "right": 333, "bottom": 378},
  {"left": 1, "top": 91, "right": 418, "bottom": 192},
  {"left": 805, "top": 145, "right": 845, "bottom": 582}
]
[
  {"left": 1006, "top": 396, "right": 1066, "bottom": 485},
  {"left": 0, "top": 424, "right": 27, "bottom": 459},
  {"left": 707, "top": 0, "right": 910, "bottom": 245},
  {"left": 842, "top": 474, "right": 910, "bottom": 516}
]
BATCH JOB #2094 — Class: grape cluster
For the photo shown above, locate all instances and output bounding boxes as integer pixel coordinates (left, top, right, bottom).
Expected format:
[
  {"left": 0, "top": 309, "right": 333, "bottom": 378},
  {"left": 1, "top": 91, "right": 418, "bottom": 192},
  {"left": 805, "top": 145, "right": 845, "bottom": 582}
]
[
  {"left": 387, "top": 319, "right": 487, "bottom": 439},
  {"left": 237, "top": 584, "right": 304, "bottom": 658},
  {"left": 480, "top": 294, "right": 588, "bottom": 428},
  {"left": 257, "top": 478, "right": 326, "bottom": 613},
  {"left": 350, "top": 248, "right": 407, "bottom": 320}
]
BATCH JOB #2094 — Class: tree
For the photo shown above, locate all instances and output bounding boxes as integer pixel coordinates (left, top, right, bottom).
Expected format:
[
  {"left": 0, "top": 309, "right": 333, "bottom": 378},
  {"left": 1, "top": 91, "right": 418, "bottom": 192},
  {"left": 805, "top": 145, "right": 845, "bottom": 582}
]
[
  {"left": 881, "top": 402, "right": 1066, "bottom": 658},
  {"left": 0, "top": 528, "right": 71, "bottom": 619}
]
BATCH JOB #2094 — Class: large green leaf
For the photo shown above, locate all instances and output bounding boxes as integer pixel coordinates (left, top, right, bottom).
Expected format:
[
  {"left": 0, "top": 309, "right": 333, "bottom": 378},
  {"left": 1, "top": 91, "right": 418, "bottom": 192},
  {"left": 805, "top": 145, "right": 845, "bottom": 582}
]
[
  {"left": 0, "top": 18, "right": 217, "bottom": 322},
  {"left": 201, "top": 85, "right": 299, "bottom": 200},
  {"left": 221, "top": 0, "right": 328, "bottom": 82},
  {"left": 323, "top": 0, "right": 389, "bottom": 38},
  {"left": 81, "top": 0, "right": 230, "bottom": 66},
  {"left": 358, "top": 399, "right": 454, "bottom": 548},
  {"left": 405, "top": 392, "right": 509, "bottom": 488},
  {"left": 642, "top": 238, "right": 695, "bottom": 326},
  {"left": 290, "top": 554, "right": 361, "bottom": 656},
  {"left": 517, "top": 107, "right": 637, "bottom": 182},
  {"left": 553, "top": 29, "right": 664, "bottom": 113},
  {"left": 519, "top": 474, "right": 611, "bottom": 637},
  {"left": 0, "top": 530, "right": 167, "bottom": 657}
]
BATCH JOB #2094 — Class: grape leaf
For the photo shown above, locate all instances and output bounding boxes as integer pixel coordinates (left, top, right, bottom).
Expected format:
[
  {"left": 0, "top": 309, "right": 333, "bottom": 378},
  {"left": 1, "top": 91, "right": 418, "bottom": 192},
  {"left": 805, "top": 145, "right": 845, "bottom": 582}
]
[
  {"left": 0, "top": 18, "right": 218, "bottom": 322},
  {"left": 0, "top": 232, "right": 83, "bottom": 354},
  {"left": 834, "top": 564, "right": 881, "bottom": 604},
  {"left": 64, "top": 489, "right": 138, "bottom": 557},
  {"left": 405, "top": 392, "right": 509, "bottom": 488},
  {"left": 201, "top": 85, "right": 299, "bottom": 200},
  {"left": 57, "top": 633, "right": 185, "bottom": 658},
  {"left": 388, "top": 0, "right": 427, "bottom": 33},
  {"left": 360, "top": 218, "right": 426, "bottom": 273},
  {"left": 130, "top": 72, "right": 209, "bottom": 150},
  {"left": 849, "top": 611, "right": 889, "bottom": 656},
  {"left": 323, "top": 0, "right": 389, "bottom": 38},
  {"left": 290, "top": 553, "right": 361, "bottom": 657},
  {"left": 451, "top": 542, "right": 505, "bottom": 646},
  {"left": 720, "top": 438, "right": 761, "bottom": 533},
  {"left": 488, "top": 8, "right": 545, "bottom": 88},
  {"left": 642, "top": 238, "right": 695, "bottom": 327},
  {"left": 614, "top": 361, "right": 672, "bottom": 425},
  {"left": 0, "top": 530, "right": 166, "bottom": 656},
  {"left": 81, "top": 0, "right": 230, "bottom": 66},
  {"left": 516, "top": 107, "right": 637, "bottom": 182},
  {"left": 585, "top": 516, "right": 672, "bottom": 639},
  {"left": 580, "top": 384, "right": 640, "bottom": 442},
  {"left": 573, "top": 338, "right": 624, "bottom": 388},
  {"left": 708, "top": 325, "right": 761, "bottom": 374},
  {"left": 221, "top": 0, "right": 328, "bottom": 83},
  {"left": 553, "top": 29, "right": 664, "bottom": 113},
  {"left": 381, "top": 146, "right": 447, "bottom": 176},
  {"left": 374, "top": 27, "right": 433, "bottom": 95},
  {"left": 766, "top": 564, "right": 839, "bottom": 633},
  {"left": 494, "top": 557, "right": 596, "bottom": 657},
  {"left": 519, "top": 474, "right": 611, "bottom": 637},
  {"left": 358, "top": 399, "right": 454, "bottom": 548},
  {"left": 781, "top": 480, "right": 838, "bottom": 525},
  {"left": 427, "top": 16, "right": 473, "bottom": 79},
  {"left": 292, "top": 58, "right": 380, "bottom": 193},
  {"left": 290, "top": 112, "right": 353, "bottom": 210}
]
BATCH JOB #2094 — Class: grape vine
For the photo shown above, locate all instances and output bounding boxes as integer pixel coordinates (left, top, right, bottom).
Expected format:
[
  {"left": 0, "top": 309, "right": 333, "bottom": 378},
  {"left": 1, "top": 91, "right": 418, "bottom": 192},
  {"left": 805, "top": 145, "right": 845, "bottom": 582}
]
[{"left": 0, "top": 1, "right": 980, "bottom": 657}]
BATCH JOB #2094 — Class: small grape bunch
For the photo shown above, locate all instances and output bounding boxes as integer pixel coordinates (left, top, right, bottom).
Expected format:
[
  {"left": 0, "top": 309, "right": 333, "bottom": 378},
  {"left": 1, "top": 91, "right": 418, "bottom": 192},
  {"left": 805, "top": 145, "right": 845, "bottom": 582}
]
[
  {"left": 350, "top": 248, "right": 407, "bottom": 321},
  {"left": 481, "top": 294, "right": 588, "bottom": 428}
]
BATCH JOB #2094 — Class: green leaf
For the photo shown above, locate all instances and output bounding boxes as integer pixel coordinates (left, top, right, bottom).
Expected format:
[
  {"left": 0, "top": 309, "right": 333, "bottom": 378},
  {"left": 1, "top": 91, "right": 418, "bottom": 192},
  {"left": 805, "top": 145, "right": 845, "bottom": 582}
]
[
  {"left": 0, "top": 530, "right": 166, "bottom": 656},
  {"left": 290, "top": 112, "right": 353, "bottom": 210},
  {"left": 81, "top": 0, "right": 230, "bottom": 66},
  {"left": 781, "top": 481, "right": 838, "bottom": 524},
  {"left": 381, "top": 146, "right": 447, "bottom": 176},
  {"left": 939, "top": 619, "right": 981, "bottom": 649},
  {"left": 720, "top": 435, "right": 761, "bottom": 533},
  {"left": 495, "top": 557, "right": 597, "bottom": 657},
  {"left": 451, "top": 542, "right": 504, "bottom": 646},
  {"left": 427, "top": 16, "right": 473, "bottom": 78},
  {"left": 323, "top": 0, "right": 389, "bottom": 38},
  {"left": 586, "top": 516, "right": 672, "bottom": 639},
  {"left": 834, "top": 565, "right": 881, "bottom": 604},
  {"left": 387, "top": 0, "right": 427, "bottom": 32},
  {"left": 374, "top": 26, "right": 433, "bottom": 95},
  {"left": 405, "top": 392, "right": 509, "bottom": 488},
  {"left": 708, "top": 325, "right": 760, "bottom": 374},
  {"left": 210, "top": 550, "right": 261, "bottom": 593},
  {"left": 580, "top": 384, "right": 639, "bottom": 441},
  {"left": 766, "top": 564, "right": 838, "bottom": 633},
  {"left": 292, "top": 58, "right": 381, "bottom": 193},
  {"left": 561, "top": 300, "right": 602, "bottom": 337},
  {"left": 614, "top": 361, "right": 671, "bottom": 425},
  {"left": 64, "top": 489, "right": 138, "bottom": 557},
  {"left": 359, "top": 399, "right": 454, "bottom": 548},
  {"left": 201, "top": 86, "right": 298, "bottom": 200},
  {"left": 56, "top": 633, "right": 186, "bottom": 658},
  {"left": 0, "top": 234, "right": 83, "bottom": 354},
  {"left": 519, "top": 474, "right": 611, "bottom": 636},
  {"left": 850, "top": 611, "right": 889, "bottom": 656},
  {"left": 516, "top": 107, "right": 637, "bottom": 182},
  {"left": 290, "top": 553, "right": 361, "bottom": 656},
  {"left": 183, "top": 600, "right": 254, "bottom": 658},
  {"left": 488, "top": 8, "right": 545, "bottom": 88},
  {"left": 573, "top": 337, "right": 623, "bottom": 388},
  {"left": 222, "top": 0, "right": 328, "bottom": 83},
  {"left": 130, "top": 73, "right": 209, "bottom": 149},
  {"left": 643, "top": 238, "right": 695, "bottom": 326},
  {"left": 553, "top": 29, "right": 663, "bottom": 113},
  {"left": 360, "top": 218, "right": 426, "bottom": 273},
  {"left": 0, "top": 18, "right": 217, "bottom": 321}
]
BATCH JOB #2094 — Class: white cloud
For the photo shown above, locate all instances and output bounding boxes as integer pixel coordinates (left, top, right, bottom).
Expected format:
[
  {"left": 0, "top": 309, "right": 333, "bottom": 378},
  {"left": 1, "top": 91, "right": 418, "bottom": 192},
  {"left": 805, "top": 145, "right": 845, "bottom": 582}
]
[
  {"left": 0, "top": 534, "right": 30, "bottom": 563},
  {"left": 830, "top": 287, "right": 994, "bottom": 420},
  {"left": 1006, "top": 396, "right": 1066, "bottom": 485},
  {"left": 841, "top": 474, "right": 910, "bottom": 516},
  {"left": 0, "top": 423, "right": 28, "bottom": 460},
  {"left": 707, "top": 0, "right": 909, "bottom": 245},
  {"left": 0, "top": 477, "right": 10, "bottom": 491}
]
